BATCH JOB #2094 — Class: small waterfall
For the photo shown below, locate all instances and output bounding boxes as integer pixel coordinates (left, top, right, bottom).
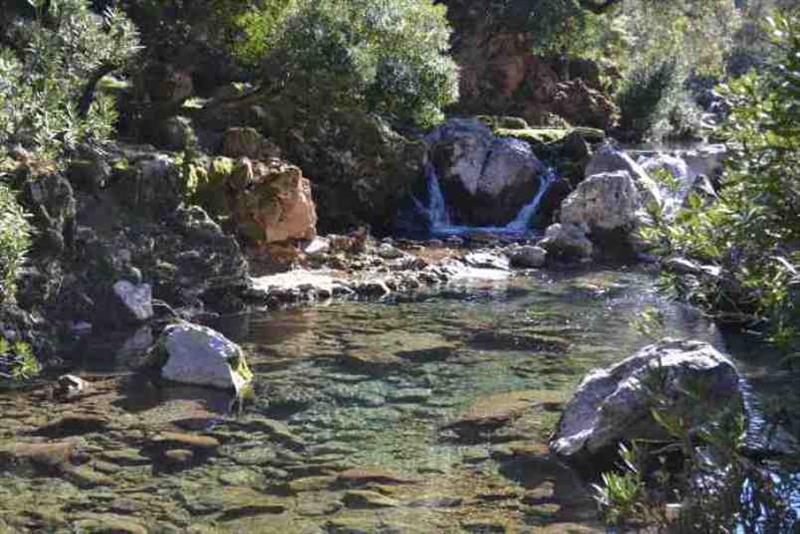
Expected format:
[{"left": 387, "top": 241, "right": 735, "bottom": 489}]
[
  {"left": 415, "top": 163, "right": 558, "bottom": 238},
  {"left": 426, "top": 162, "right": 451, "bottom": 228},
  {"left": 504, "top": 168, "right": 557, "bottom": 232}
]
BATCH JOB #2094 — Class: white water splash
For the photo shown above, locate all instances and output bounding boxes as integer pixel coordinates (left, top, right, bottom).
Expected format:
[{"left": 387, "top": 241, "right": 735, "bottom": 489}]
[{"left": 417, "top": 164, "right": 558, "bottom": 239}]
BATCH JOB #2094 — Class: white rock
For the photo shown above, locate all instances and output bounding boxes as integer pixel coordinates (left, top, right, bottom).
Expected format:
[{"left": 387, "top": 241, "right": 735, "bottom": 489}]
[
  {"left": 304, "top": 236, "right": 331, "bottom": 257},
  {"left": 377, "top": 243, "right": 405, "bottom": 260},
  {"left": 683, "top": 144, "right": 727, "bottom": 180},
  {"left": 551, "top": 339, "right": 741, "bottom": 460},
  {"left": 464, "top": 252, "right": 510, "bottom": 271},
  {"left": 112, "top": 281, "right": 154, "bottom": 324},
  {"left": 160, "top": 323, "right": 252, "bottom": 392},
  {"left": 561, "top": 171, "right": 640, "bottom": 232}
]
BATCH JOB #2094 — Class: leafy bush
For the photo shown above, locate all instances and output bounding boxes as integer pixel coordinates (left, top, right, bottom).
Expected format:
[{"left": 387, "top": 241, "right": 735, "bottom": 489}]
[
  {"left": 0, "top": 182, "right": 31, "bottom": 303},
  {"left": 0, "top": 0, "right": 140, "bottom": 157},
  {"left": 641, "top": 10, "right": 800, "bottom": 352},
  {"left": 233, "top": 0, "right": 459, "bottom": 128}
]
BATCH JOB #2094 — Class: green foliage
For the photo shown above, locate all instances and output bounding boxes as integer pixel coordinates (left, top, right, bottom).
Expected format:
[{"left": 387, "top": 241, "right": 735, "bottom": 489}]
[
  {"left": 232, "top": 0, "right": 459, "bottom": 128},
  {"left": 0, "top": 0, "right": 141, "bottom": 157},
  {"left": 592, "top": 444, "right": 652, "bottom": 526},
  {"left": 644, "top": 10, "right": 800, "bottom": 351},
  {"left": 0, "top": 338, "right": 39, "bottom": 381},
  {"left": 0, "top": 183, "right": 31, "bottom": 302}
]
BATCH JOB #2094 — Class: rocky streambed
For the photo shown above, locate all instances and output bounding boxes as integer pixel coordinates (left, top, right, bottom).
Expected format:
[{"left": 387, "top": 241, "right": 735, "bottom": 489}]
[{"left": 1, "top": 269, "right": 797, "bottom": 533}]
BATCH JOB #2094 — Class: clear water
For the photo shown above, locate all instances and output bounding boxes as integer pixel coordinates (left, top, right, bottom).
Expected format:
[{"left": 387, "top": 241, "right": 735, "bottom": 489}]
[{"left": 0, "top": 270, "right": 797, "bottom": 532}]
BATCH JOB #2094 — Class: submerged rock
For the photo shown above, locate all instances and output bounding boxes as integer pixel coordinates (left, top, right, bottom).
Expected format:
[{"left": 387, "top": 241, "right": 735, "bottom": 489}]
[
  {"left": 159, "top": 322, "right": 253, "bottom": 392},
  {"left": 551, "top": 339, "right": 742, "bottom": 463}
]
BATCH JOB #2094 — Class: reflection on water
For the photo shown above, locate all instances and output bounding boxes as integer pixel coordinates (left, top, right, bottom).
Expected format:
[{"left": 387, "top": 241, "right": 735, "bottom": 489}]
[{"left": 0, "top": 269, "right": 797, "bottom": 532}]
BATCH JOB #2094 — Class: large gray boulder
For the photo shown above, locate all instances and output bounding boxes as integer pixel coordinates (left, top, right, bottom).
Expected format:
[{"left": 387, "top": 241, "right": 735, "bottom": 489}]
[
  {"left": 429, "top": 119, "right": 547, "bottom": 226},
  {"left": 159, "top": 323, "right": 253, "bottom": 393},
  {"left": 561, "top": 170, "right": 640, "bottom": 233},
  {"left": 585, "top": 145, "right": 661, "bottom": 208},
  {"left": 551, "top": 339, "right": 742, "bottom": 462}
]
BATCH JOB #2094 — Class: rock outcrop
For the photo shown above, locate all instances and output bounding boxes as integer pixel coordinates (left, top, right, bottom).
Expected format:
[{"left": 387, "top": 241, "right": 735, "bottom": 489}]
[
  {"left": 159, "top": 322, "right": 253, "bottom": 392},
  {"left": 551, "top": 339, "right": 742, "bottom": 464},
  {"left": 442, "top": 3, "right": 618, "bottom": 130}
]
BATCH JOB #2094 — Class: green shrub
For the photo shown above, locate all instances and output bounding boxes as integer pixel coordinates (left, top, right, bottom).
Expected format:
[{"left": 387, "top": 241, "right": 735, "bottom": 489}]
[
  {"left": 616, "top": 58, "right": 679, "bottom": 140},
  {"left": 0, "top": 338, "right": 40, "bottom": 381},
  {"left": 0, "top": 0, "right": 140, "bottom": 157},
  {"left": 0, "top": 183, "right": 31, "bottom": 303},
  {"left": 233, "top": 0, "right": 459, "bottom": 128}
]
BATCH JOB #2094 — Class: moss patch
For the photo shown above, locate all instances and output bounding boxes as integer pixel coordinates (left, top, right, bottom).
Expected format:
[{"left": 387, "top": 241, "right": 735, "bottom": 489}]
[{"left": 495, "top": 127, "right": 605, "bottom": 145}]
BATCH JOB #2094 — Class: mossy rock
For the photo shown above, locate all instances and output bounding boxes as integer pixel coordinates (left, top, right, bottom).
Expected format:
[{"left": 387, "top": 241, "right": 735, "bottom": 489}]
[
  {"left": 185, "top": 156, "right": 235, "bottom": 217},
  {"left": 477, "top": 115, "right": 529, "bottom": 130},
  {"left": 494, "top": 127, "right": 605, "bottom": 145}
]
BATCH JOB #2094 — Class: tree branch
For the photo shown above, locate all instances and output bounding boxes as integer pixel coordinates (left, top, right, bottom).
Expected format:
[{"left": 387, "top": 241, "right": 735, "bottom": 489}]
[{"left": 77, "top": 63, "right": 118, "bottom": 119}]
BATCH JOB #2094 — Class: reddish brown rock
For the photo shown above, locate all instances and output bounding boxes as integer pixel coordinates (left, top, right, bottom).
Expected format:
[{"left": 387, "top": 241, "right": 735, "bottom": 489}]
[{"left": 228, "top": 158, "right": 317, "bottom": 244}]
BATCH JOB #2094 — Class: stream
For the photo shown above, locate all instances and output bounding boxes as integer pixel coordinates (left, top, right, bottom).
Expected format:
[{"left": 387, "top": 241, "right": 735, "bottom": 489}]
[{"left": 1, "top": 268, "right": 798, "bottom": 532}]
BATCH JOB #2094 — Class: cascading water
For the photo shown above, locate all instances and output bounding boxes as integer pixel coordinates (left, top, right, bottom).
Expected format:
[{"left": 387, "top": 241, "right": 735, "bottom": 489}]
[{"left": 415, "top": 164, "right": 558, "bottom": 239}]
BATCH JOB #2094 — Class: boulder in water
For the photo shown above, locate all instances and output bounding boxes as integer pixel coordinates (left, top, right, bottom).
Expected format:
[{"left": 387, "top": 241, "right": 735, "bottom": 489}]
[
  {"left": 429, "top": 119, "right": 548, "bottom": 226},
  {"left": 464, "top": 252, "right": 510, "bottom": 271},
  {"left": 159, "top": 323, "right": 253, "bottom": 392},
  {"left": 551, "top": 339, "right": 742, "bottom": 464}
]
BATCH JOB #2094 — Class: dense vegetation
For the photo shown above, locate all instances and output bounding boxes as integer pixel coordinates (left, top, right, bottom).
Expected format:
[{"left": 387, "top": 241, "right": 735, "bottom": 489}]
[
  {"left": 0, "top": 182, "right": 30, "bottom": 303},
  {"left": 642, "top": 11, "right": 800, "bottom": 356},
  {"left": 230, "top": 0, "right": 459, "bottom": 127}
]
